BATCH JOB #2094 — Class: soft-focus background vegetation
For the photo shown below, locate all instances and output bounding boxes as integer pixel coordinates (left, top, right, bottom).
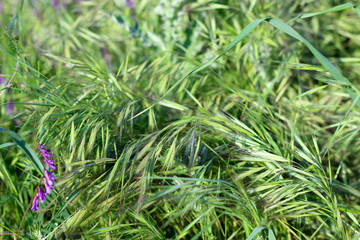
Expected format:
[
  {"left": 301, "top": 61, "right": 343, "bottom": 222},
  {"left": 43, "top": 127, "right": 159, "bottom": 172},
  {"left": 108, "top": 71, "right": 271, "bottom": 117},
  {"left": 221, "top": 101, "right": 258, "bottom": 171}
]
[{"left": 1, "top": 0, "right": 360, "bottom": 239}]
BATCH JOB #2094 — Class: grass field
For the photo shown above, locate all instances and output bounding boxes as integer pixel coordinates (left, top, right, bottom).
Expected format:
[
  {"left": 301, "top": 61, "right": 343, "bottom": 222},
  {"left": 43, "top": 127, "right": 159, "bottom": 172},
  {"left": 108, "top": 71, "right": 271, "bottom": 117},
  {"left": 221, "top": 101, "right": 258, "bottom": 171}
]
[{"left": 1, "top": 0, "right": 360, "bottom": 239}]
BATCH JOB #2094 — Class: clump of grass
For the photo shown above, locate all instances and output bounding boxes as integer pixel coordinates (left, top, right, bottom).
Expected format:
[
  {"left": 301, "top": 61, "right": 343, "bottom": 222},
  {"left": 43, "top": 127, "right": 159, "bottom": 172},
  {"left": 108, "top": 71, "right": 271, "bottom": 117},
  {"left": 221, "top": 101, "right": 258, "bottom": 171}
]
[{"left": 1, "top": 1, "right": 360, "bottom": 239}]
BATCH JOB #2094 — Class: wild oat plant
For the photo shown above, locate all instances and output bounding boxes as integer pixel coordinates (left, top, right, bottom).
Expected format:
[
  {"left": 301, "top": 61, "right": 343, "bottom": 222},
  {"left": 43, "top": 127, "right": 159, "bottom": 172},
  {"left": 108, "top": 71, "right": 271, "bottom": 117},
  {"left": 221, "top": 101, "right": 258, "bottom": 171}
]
[{"left": 1, "top": 0, "right": 360, "bottom": 239}]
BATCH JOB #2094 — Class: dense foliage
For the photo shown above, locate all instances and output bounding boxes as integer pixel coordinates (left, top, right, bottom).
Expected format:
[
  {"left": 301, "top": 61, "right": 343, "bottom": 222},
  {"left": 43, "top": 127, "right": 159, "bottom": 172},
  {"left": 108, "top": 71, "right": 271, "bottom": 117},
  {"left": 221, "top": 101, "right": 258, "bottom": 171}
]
[{"left": 1, "top": 0, "right": 360, "bottom": 239}]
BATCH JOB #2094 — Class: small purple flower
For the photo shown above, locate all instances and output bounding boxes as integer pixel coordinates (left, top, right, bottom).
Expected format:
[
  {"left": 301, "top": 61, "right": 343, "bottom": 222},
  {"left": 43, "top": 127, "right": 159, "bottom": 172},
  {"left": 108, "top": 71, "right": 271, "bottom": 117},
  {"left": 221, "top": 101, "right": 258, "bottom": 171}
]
[
  {"left": 6, "top": 100, "right": 14, "bottom": 115},
  {"left": 38, "top": 147, "right": 50, "bottom": 153},
  {"left": 4, "top": 97, "right": 21, "bottom": 125},
  {"left": 131, "top": 15, "right": 137, "bottom": 22},
  {"left": 126, "top": 0, "right": 135, "bottom": 12},
  {"left": 44, "top": 157, "right": 54, "bottom": 164},
  {"left": 31, "top": 194, "right": 39, "bottom": 211},
  {"left": 100, "top": 47, "right": 113, "bottom": 67},
  {"left": 45, "top": 169, "right": 55, "bottom": 185},
  {"left": 32, "top": 7, "right": 41, "bottom": 19},
  {"left": 38, "top": 187, "right": 46, "bottom": 203},
  {"left": 44, "top": 178, "right": 54, "bottom": 195},
  {"left": 37, "top": 144, "right": 50, "bottom": 153},
  {"left": 0, "top": 75, "right": 10, "bottom": 93},
  {"left": 51, "top": 0, "right": 66, "bottom": 10},
  {"left": 38, "top": 144, "right": 56, "bottom": 170},
  {"left": 15, "top": 119, "right": 21, "bottom": 126},
  {"left": 45, "top": 159, "right": 56, "bottom": 170},
  {"left": 42, "top": 151, "right": 53, "bottom": 158},
  {"left": 51, "top": 0, "right": 59, "bottom": 9},
  {"left": 125, "top": 0, "right": 137, "bottom": 22}
]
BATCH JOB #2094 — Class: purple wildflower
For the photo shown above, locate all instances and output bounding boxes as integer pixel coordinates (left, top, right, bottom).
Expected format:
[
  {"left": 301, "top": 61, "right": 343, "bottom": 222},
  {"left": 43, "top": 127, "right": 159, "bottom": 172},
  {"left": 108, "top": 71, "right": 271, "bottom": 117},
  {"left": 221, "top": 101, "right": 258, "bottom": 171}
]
[
  {"left": 44, "top": 157, "right": 54, "bottom": 164},
  {"left": 45, "top": 159, "right": 56, "bottom": 170},
  {"left": 51, "top": 0, "right": 59, "bottom": 9},
  {"left": 125, "top": 0, "right": 137, "bottom": 22},
  {"left": 51, "top": 0, "right": 66, "bottom": 10},
  {"left": 32, "top": 143, "right": 56, "bottom": 211},
  {"left": 45, "top": 169, "right": 55, "bottom": 185},
  {"left": 44, "top": 178, "right": 54, "bottom": 195},
  {"left": 31, "top": 194, "right": 40, "bottom": 211},
  {"left": 6, "top": 100, "right": 14, "bottom": 115},
  {"left": 38, "top": 147, "right": 50, "bottom": 154},
  {"left": 32, "top": 7, "right": 41, "bottom": 19},
  {"left": 15, "top": 119, "right": 21, "bottom": 126},
  {"left": 0, "top": 75, "right": 11, "bottom": 93},
  {"left": 4, "top": 97, "right": 20, "bottom": 125},
  {"left": 126, "top": 0, "right": 135, "bottom": 12},
  {"left": 100, "top": 47, "right": 113, "bottom": 67},
  {"left": 0, "top": 75, "right": 9, "bottom": 92},
  {"left": 31, "top": 0, "right": 40, "bottom": 16},
  {"left": 38, "top": 187, "right": 46, "bottom": 203},
  {"left": 38, "top": 144, "right": 56, "bottom": 170},
  {"left": 42, "top": 152, "right": 53, "bottom": 158}
]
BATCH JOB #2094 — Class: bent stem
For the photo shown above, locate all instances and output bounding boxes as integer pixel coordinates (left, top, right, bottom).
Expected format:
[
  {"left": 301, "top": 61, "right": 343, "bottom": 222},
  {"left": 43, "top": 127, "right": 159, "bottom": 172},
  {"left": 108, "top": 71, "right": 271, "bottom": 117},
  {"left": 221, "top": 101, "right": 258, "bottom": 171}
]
[
  {"left": 16, "top": 179, "right": 42, "bottom": 239},
  {"left": 16, "top": 158, "right": 46, "bottom": 238}
]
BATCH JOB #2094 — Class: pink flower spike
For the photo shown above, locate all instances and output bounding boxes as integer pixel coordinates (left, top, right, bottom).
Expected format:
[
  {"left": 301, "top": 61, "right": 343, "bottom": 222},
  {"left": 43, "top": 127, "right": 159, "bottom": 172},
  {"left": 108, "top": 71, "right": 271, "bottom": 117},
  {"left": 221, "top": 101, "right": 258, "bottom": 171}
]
[
  {"left": 31, "top": 194, "right": 39, "bottom": 211},
  {"left": 38, "top": 187, "right": 46, "bottom": 203}
]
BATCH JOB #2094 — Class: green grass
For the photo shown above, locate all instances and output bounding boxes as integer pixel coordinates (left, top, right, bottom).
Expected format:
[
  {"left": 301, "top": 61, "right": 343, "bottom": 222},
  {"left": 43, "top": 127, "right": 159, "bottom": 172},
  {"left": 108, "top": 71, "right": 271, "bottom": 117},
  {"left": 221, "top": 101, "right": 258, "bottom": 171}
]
[{"left": 1, "top": 0, "right": 360, "bottom": 239}]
